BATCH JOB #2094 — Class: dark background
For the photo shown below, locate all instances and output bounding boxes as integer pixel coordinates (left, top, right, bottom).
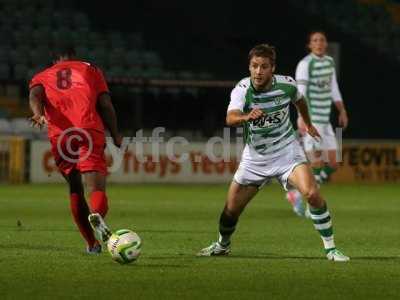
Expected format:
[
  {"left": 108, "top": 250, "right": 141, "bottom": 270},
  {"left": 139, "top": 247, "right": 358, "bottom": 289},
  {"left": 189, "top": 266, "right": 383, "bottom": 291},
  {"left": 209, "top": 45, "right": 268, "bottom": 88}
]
[
  {"left": 77, "top": 0, "right": 399, "bottom": 139},
  {"left": 12, "top": 0, "right": 400, "bottom": 139}
]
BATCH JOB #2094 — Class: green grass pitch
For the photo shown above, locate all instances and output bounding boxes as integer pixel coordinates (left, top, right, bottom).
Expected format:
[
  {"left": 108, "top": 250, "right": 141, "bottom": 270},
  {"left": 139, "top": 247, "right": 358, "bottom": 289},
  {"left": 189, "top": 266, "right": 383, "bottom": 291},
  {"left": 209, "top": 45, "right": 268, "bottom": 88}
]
[{"left": 0, "top": 183, "right": 399, "bottom": 299}]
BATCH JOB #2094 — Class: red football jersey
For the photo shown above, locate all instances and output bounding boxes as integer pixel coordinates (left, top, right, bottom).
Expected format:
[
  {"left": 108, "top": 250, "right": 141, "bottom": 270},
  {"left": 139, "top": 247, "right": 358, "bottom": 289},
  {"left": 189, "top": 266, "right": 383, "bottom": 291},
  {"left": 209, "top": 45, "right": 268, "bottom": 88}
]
[{"left": 29, "top": 60, "right": 109, "bottom": 137}]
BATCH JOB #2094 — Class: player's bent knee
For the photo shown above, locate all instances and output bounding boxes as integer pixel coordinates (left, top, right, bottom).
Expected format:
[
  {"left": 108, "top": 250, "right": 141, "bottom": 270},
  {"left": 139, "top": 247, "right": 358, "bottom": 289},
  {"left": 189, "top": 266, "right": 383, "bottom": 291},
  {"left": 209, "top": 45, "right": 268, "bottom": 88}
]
[
  {"left": 84, "top": 172, "right": 106, "bottom": 194},
  {"left": 86, "top": 184, "right": 105, "bottom": 195},
  {"left": 302, "top": 187, "right": 322, "bottom": 205},
  {"left": 307, "top": 193, "right": 325, "bottom": 208}
]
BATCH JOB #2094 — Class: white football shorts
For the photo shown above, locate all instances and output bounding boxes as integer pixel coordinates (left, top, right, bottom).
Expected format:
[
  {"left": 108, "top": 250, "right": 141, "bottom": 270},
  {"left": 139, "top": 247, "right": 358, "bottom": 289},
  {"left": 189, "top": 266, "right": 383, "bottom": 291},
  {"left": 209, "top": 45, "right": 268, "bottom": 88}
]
[{"left": 233, "top": 140, "right": 308, "bottom": 191}]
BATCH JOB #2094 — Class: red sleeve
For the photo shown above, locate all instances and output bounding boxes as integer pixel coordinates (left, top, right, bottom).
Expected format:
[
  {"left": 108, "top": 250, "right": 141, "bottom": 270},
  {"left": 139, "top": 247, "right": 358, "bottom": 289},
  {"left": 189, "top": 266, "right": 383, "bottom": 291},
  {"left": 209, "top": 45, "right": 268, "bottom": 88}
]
[
  {"left": 92, "top": 67, "right": 109, "bottom": 95},
  {"left": 29, "top": 73, "right": 43, "bottom": 90}
]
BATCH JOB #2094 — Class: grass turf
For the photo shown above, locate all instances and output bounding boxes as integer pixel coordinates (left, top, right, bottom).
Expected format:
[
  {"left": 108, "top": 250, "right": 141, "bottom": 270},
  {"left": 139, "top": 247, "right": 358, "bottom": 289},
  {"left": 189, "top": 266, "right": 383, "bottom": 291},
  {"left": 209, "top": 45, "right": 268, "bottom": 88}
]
[{"left": 0, "top": 183, "right": 399, "bottom": 299}]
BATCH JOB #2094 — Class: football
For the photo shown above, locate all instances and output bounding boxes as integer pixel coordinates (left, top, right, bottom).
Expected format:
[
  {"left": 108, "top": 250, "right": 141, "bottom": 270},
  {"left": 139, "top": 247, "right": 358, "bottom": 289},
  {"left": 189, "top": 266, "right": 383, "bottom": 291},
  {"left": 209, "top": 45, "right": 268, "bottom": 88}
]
[{"left": 107, "top": 229, "right": 142, "bottom": 264}]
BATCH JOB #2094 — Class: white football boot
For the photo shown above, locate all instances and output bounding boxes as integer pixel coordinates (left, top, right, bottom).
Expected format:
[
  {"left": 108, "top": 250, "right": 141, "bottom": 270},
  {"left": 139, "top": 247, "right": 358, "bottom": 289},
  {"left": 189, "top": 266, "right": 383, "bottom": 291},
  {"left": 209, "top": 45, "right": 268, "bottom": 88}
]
[
  {"left": 88, "top": 213, "right": 112, "bottom": 243},
  {"left": 197, "top": 242, "right": 231, "bottom": 257},
  {"left": 326, "top": 249, "right": 350, "bottom": 262}
]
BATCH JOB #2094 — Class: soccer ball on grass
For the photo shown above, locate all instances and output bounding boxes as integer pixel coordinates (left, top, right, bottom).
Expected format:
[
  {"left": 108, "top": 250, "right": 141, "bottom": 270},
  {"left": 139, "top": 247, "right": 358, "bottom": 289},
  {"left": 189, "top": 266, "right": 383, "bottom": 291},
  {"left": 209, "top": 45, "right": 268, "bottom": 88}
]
[{"left": 107, "top": 229, "right": 142, "bottom": 264}]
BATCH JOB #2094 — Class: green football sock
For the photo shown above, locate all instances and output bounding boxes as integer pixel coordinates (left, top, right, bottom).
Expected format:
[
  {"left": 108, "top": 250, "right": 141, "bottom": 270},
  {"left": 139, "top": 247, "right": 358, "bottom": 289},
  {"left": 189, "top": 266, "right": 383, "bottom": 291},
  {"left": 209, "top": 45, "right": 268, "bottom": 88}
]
[
  {"left": 320, "top": 165, "right": 336, "bottom": 182},
  {"left": 218, "top": 211, "right": 237, "bottom": 246},
  {"left": 309, "top": 204, "right": 335, "bottom": 253},
  {"left": 312, "top": 167, "right": 323, "bottom": 183},
  {"left": 312, "top": 167, "right": 322, "bottom": 176}
]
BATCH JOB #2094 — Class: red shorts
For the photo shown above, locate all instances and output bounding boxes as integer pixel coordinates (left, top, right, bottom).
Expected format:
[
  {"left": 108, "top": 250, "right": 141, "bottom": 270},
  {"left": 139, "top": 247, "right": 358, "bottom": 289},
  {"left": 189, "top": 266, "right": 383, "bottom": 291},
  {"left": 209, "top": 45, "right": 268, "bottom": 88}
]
[{"left": 50, "top": 128, "right": 107, "bottom": 176}]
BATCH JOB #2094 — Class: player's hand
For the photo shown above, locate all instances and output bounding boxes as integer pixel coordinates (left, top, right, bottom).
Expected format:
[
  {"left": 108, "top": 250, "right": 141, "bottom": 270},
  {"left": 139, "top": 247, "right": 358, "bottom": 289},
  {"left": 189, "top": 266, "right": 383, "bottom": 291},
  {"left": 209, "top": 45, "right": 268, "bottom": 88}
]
[
  {"left": 29, "top": 114, "right": 47, "bottom": 129},
  {"left": 338, "top": 110, "right": 348, "bottom": 130},
  {"left": 245, "top": 108, "right": 265, "bottom": 122},
  {"left": 112, "top": 134, "right": 123, "bottom": 148},
  {"left": 297, "top": 117, "right": 307, "bottom": 136},
  {"left": 306, "top": 124, "right": 321, "bottom": 142}
]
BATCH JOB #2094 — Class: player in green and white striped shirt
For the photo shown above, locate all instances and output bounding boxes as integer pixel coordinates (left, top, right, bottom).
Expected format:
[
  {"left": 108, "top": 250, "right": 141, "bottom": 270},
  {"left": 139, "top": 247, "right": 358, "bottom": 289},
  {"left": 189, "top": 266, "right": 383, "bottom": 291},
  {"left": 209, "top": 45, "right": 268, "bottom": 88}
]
[
  {"left": 287, "top": 31, "right": 349, "bottom": 217},
  {"left": 197, "top": 44, "right": 349, "bottom": 261}
]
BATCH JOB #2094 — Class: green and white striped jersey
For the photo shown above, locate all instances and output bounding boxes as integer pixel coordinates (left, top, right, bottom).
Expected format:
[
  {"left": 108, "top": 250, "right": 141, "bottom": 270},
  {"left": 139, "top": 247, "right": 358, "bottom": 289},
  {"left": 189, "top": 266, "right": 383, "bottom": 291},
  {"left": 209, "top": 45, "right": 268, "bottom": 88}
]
[
  {"left": 228, "top": 75, "right": 302, "bottom": 155},
  {"left": 296, "top": 54, "right": 343, "bottom": 124}
]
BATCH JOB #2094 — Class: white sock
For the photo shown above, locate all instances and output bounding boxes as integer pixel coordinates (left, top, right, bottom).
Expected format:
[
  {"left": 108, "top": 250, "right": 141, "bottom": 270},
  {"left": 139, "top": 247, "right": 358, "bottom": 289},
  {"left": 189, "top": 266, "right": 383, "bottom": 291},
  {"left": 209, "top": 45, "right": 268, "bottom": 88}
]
[{"left": 321, "top": 235, "right": 335, "bottom": 250}]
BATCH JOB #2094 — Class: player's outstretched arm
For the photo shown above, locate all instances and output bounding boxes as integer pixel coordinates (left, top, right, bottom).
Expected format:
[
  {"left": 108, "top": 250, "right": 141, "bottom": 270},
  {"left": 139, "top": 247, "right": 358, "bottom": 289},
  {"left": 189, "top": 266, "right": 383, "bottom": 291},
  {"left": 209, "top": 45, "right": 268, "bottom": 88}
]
[
  {"left": 97, "top": 93, "right": 122, "bottom": 147},
  {"left": 294, "top": 98, "right": 321, "bottom": 140},
  {"left": 226, "top": 109, "right": 265, "bottom": 127},
  {"left": 29, "top": 85, "right": 47, "bottom": 129}
]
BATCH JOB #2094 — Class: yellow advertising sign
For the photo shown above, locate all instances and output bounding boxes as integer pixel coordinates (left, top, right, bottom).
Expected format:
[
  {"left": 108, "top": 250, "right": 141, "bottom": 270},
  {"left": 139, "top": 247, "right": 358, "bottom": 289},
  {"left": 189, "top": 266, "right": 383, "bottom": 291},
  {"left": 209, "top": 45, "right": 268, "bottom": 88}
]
[{"left": 331, "top": 142, "right": 400, "bottom": 183}]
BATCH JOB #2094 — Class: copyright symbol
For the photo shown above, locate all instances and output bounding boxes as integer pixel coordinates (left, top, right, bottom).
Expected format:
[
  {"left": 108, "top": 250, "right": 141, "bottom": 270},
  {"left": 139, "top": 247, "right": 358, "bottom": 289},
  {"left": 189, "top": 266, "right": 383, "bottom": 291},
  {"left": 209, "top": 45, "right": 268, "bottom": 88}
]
[{"left": 56, "top": 127, "right": 93, "bottom": 163}]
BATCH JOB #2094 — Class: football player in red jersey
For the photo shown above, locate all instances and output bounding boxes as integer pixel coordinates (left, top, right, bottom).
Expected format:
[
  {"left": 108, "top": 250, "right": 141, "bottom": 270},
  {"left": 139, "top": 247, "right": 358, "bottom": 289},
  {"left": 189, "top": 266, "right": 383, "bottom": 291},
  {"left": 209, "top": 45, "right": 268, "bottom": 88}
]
[{"left": 29, "top": 43, "right": 122, "bottom": 254}]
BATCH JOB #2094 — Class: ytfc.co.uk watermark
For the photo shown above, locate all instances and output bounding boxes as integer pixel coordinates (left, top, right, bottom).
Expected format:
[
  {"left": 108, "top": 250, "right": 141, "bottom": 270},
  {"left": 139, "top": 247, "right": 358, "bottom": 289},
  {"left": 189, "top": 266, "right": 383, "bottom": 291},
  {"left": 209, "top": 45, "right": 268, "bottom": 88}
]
[{"left": 56, "top": 126, "right": 344, "bottom": 173}]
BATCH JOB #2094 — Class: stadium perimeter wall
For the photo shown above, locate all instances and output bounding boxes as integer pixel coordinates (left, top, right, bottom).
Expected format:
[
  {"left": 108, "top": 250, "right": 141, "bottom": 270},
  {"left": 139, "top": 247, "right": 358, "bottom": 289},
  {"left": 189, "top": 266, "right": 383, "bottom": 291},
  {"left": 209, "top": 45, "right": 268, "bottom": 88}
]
[{"left": 29, "top": 140, "right": 400, "bottom": 184}]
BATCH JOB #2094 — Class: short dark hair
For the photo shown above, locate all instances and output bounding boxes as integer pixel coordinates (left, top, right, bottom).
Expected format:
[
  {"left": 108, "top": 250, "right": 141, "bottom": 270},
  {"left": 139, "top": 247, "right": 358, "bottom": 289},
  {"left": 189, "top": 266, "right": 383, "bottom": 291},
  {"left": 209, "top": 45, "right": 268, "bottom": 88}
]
[
  {"left": 51, "top": 41, "right": 76, "bottom": 60},
  {"left": 307, "top": 30, "right": 327, "bottom": 44},
  {"left": 248, "top": 44, "right": 276, "bottom": 65}
]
